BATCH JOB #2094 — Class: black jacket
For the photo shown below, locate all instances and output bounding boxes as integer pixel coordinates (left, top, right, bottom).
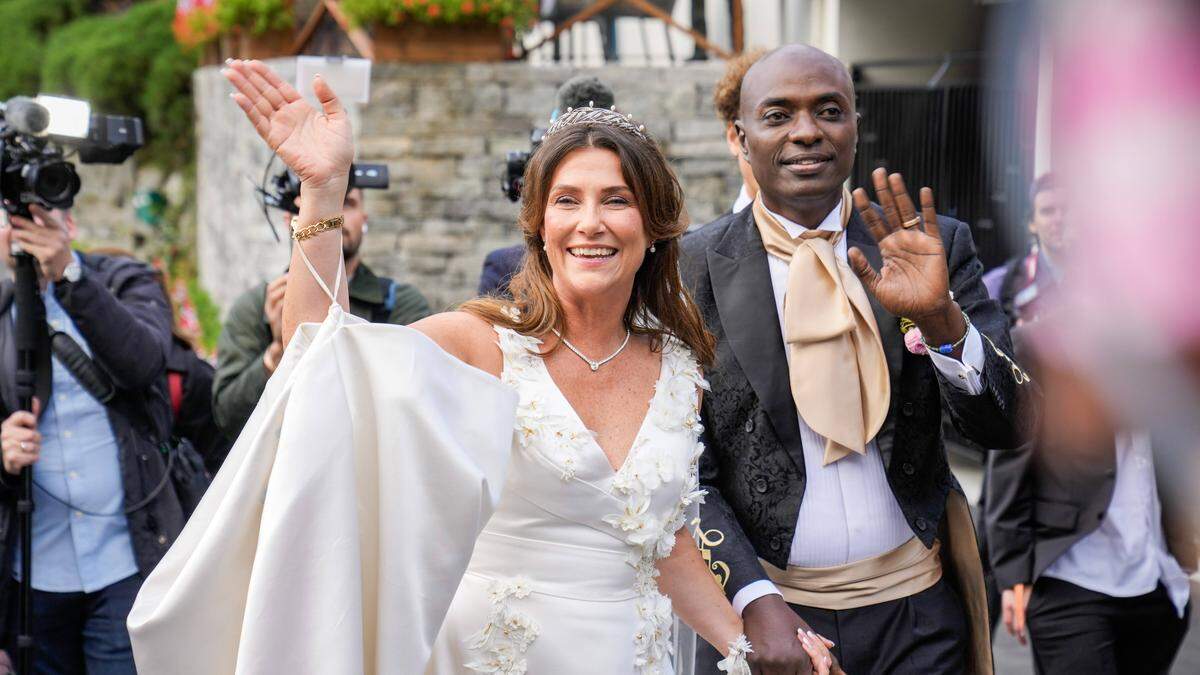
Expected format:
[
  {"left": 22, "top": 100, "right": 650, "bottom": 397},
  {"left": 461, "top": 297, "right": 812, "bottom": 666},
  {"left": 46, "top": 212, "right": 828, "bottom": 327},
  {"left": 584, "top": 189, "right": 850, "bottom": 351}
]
[
  {"left": 985, "top": 327, "right": 1197, "bottom": 591},
  {"left": 680, "top": 206, "right": 1032, "bottom": 599},
  {"left": 477, "top": 245, "right": 525, "bottom": 297},
  {"left": 0, "top": 252, "right": 183, "bottom": 600}
]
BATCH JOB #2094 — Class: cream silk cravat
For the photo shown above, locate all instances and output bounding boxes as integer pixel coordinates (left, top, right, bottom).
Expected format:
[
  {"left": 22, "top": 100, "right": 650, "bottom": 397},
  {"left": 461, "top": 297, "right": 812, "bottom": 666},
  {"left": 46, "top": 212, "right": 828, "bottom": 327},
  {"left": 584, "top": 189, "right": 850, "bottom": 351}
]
[{"left": 752, "top": 191, "right": 891, "bottom": 465}]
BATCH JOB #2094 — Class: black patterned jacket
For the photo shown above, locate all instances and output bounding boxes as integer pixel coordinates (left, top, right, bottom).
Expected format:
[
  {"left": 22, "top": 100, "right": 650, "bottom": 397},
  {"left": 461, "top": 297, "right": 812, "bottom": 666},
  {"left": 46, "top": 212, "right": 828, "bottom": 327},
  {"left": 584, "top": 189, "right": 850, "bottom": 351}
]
[{"left": 680, "top": 205, "right": 1028, "bottom": 600}]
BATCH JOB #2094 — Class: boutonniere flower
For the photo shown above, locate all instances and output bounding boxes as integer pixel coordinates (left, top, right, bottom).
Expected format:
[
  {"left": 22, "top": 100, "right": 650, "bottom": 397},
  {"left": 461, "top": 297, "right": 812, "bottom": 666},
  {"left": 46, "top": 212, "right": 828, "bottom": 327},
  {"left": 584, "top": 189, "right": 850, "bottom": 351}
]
[{"left": 899, "top": 318, "right": 928, "bottom": 355}]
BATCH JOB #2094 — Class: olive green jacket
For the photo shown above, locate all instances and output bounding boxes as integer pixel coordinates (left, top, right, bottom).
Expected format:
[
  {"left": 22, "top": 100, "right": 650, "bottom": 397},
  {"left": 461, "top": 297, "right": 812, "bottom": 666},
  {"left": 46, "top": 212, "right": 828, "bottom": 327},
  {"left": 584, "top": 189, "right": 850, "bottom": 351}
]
[{"left": 212, "top": 264, "right": 431, "bottom": 438}]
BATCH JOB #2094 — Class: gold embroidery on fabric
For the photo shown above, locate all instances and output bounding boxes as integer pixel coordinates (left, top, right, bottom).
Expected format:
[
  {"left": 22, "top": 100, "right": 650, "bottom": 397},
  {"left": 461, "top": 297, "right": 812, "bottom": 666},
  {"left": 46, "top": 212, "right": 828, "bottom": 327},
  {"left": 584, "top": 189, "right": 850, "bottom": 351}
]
[
  {"left": 692, "top": 518, "right": 730, "bottom": 589},
  {"left": 980, "top": 331, "right": 1032, "bottom": 385}
]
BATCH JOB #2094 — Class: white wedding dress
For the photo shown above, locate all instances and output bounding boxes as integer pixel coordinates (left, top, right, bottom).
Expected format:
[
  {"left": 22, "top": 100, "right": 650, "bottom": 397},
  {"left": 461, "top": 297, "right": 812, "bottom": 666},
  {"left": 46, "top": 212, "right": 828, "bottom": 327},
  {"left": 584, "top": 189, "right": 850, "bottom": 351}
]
[
  {"left": 127, "top": 255, "right": 711, "bottom": 674},
  {"left": 426, "top": 327, "right": 708, "bottom": 675}
]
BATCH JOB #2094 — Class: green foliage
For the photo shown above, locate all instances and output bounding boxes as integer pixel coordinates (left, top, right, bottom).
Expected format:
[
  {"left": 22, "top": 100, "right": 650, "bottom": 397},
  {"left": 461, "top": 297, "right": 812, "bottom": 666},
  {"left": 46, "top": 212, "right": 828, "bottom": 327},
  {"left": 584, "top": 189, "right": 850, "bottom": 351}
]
[
  {"left": 142, "top": 44, "right": 200, "bottom": 168},
  {"left": 0, "top": 0, "right": 88, "bottom": 99},
  {"left": 186, "top": 273, "right": 222, "bottom": 353},
  {"left": 341, "top": 0, "right": 538, "bottom": 29},
  {"left": 40, "top": 0, "right": 198, "bottom": 171},
  {"left": 216, "top": 0, "right": 293, "bottom": 36}
]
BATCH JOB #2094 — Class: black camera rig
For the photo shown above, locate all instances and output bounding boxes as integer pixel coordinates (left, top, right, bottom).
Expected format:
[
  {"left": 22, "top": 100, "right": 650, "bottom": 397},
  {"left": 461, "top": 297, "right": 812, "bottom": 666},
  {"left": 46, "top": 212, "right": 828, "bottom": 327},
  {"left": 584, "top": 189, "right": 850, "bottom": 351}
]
[
  {"left": 0, "top": 95, "right": 143, "bottom": 217},
  {"left": 500, "top": 127, "right": 546, "bottom": 203},
  {"left": 255, "top": 158, "right": 390, "bottom": 241}
]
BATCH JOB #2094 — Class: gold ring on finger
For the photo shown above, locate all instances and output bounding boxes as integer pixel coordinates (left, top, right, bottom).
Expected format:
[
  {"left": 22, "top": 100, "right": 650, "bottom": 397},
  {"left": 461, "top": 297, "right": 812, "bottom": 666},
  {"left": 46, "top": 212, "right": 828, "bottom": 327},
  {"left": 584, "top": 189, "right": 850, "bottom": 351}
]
[{"left": 902, "top": 216, "right": 921, "bottom": 229}]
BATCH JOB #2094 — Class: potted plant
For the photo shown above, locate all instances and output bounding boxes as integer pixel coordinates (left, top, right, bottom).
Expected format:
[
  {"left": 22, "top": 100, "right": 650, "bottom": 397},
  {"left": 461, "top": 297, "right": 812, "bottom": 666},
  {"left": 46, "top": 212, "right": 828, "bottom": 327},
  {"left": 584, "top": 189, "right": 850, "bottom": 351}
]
[
  {"left": 174, "top": 2, "right": 223, "bottom": 64},
  {"left": 216, "top": 0, "right": 295, "bottom": 60},
  {"left": 341, "top": 0, "right": 538, "bottom": 62}
]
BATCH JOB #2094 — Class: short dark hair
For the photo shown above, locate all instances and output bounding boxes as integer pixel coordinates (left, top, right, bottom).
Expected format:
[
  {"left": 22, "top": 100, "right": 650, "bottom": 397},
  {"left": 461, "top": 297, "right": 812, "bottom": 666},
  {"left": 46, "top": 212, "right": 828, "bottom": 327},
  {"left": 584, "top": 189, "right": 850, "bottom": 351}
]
[{"left": 1029, "top": 172, "right": 1058, "bottom": 205}]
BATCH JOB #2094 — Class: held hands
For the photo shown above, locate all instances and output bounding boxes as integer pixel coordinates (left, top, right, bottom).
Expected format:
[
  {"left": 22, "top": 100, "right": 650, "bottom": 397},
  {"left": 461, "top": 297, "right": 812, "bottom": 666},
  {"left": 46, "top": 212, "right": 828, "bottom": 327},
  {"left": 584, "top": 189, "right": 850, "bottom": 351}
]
[
  {"left": 798, "top": 629, "right": 844, "bottom": 675},
  {"left": 848, "top": 168, "right": 966, "bottom": 346},
  {"left": 221, "top": 60, "right": 353, "bottom": 198},
  {"left": 742, "top": 594, "right": 815, "bottom": 674}
]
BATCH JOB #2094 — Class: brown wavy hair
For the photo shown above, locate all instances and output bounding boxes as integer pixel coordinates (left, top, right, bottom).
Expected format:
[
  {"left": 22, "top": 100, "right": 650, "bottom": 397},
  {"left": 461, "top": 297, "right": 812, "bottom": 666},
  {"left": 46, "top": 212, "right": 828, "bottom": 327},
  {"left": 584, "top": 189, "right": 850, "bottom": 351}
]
[
  {"left": 461, "top": 122, "right": 715, "bottom": 367},
  {"left": 713, "top": 48, "right": 767, "bottom": 125}
]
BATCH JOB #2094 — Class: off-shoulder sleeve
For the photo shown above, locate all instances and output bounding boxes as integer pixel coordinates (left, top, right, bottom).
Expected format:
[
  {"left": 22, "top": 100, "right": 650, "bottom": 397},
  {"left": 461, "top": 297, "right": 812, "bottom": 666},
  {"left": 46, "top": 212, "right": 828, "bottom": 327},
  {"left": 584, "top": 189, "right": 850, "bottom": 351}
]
[{"left": 129, "top": 305, "right": 517, "bottom": 674}]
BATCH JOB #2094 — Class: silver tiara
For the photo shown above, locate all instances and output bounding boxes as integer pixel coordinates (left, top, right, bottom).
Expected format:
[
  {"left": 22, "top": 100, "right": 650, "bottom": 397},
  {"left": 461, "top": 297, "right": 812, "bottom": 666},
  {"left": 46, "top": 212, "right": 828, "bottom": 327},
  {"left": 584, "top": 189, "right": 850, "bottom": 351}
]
[{"left": 545, "top": 103, "right": 648, "bottom": 141}]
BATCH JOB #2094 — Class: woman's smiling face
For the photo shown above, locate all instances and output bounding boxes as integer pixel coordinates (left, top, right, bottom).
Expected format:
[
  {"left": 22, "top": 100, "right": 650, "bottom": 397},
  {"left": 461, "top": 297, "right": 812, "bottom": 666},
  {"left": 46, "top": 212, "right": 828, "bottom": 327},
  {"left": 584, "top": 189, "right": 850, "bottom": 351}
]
[{"left": 540, "top": 146, "right": 650, "bottom": 307}]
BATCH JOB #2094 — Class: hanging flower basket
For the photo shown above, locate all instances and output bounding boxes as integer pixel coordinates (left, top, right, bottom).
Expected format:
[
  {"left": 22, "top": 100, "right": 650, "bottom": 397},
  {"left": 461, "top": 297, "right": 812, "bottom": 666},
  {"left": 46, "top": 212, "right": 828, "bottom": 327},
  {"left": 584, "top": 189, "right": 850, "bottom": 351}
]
[
  {"left": 174, "top": 0, "right": 296, "bottom": 62},
  {"left": 343, "top": 0, "right": 536, "bottom": 63},
  {"left": 372, "top": 20, "right": 510, "bottom": 62},
  {"left": 221, "top": 25, "right": 295, "bottom": 60}
]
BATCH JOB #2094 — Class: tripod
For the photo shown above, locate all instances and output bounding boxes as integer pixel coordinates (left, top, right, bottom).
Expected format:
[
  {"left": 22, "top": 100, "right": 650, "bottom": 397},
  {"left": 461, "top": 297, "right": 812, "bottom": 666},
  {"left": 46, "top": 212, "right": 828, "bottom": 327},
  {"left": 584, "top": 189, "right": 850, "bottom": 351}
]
[{"left": 11, "top": 250, "right": 45, "bottom": 675}]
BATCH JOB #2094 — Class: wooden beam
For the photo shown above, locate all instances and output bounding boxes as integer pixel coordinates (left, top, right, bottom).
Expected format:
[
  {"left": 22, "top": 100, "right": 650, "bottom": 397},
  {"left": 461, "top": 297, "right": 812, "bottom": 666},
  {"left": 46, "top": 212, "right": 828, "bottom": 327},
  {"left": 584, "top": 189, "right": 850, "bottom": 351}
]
[
  {"left": 521, "top": 0, "right": 731, "bottom": 61},
  {"left": 520, "top": 0, "right": 620, "bottom": 57},
  {"left": 288, "top": 1, "right": 327, "bottom": 55},
  {"left": 623, "top": 0, "right": 731, "bottom": 59},
  {"left": 731, "top": 0, "right": 743, "bottom": 54},
  {"left": 323, "top": 0, "right": 376, "bottom": 60}
]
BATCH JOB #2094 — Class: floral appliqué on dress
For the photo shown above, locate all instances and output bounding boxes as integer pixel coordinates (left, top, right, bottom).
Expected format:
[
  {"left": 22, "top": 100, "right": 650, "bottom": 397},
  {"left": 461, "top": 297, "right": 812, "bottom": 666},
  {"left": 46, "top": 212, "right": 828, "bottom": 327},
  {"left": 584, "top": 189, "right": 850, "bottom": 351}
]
[
  {"left": 604, "top": 339, "right": 709, "bottom": 674},
  {"left": 490, "top": 327, "right": 709, "bottom": 674},
  {"left": 464, "top": 577, "right": 541, "bottom": 674}
]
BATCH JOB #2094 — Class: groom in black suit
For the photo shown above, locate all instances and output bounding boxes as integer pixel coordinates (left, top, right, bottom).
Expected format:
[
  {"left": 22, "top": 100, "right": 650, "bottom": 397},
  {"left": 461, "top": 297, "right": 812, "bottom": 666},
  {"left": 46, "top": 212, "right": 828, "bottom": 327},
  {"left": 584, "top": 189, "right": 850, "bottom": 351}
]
[{"left": 682, "top": 45, "right": 1032, "bottom": 674}]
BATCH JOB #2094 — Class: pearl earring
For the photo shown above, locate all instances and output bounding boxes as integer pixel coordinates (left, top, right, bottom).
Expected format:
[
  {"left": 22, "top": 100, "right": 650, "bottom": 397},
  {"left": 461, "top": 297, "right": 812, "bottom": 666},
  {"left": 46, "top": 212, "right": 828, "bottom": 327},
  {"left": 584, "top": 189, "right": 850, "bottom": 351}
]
[{"left": 649, "top": 243, "right": 656, "bottom": 253}]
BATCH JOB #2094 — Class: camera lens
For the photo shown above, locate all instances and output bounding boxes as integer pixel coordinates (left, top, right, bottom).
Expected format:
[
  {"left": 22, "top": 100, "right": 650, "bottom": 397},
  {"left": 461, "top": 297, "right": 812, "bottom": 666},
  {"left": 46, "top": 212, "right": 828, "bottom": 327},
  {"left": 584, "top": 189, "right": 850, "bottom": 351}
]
[{"left": 24, "top": 160, "right": 81, "bottom": 208}]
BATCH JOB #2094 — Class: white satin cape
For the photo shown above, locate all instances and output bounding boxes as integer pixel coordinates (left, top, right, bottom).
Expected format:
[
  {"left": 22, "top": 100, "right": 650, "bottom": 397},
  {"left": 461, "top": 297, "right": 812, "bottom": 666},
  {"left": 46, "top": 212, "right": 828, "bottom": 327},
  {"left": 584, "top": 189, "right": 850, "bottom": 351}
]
[{"left": 127, "top": 304, "right": 516, "bottom": 674}]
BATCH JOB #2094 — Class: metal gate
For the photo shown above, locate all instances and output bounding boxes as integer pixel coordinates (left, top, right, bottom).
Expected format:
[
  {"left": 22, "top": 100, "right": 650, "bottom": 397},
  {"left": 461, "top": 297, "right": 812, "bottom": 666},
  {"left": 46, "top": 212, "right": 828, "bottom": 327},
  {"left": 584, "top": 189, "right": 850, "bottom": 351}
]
[{"left": 853, "top": 84, "right": 1034, "bottom": 268}]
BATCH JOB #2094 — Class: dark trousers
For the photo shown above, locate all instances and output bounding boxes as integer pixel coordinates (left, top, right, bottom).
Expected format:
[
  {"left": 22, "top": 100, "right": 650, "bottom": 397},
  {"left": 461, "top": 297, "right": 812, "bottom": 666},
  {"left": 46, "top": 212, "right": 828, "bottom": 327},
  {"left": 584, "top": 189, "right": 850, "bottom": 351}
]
[
  {"left": 1028, "top": 577, "right": 1190, "bottom": 675},
  {"left": 9, "top": 573, "right": 141, "bottom": 675},
  {"left": 696, "top": 577, "right": 969, "bottom": 674}
]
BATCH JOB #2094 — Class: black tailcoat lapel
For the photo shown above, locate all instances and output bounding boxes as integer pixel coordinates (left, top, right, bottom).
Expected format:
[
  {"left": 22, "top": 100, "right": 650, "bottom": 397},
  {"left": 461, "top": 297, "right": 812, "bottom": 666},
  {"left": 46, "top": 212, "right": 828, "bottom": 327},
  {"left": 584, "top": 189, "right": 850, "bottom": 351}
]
[
  {"left": 707, "top": 207, "right": 908, "bottom": 472},
  {"left": 706, "top": 208, "right": 806, "bottom": 473}
]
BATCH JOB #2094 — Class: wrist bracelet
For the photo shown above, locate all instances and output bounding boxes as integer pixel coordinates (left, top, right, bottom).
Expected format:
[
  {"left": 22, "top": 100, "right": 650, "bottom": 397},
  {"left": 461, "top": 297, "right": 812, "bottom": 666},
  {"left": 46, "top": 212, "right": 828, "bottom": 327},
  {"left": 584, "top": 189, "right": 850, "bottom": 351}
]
[
  {"left": 716, "top": 635, "right": 753, "bottom": 674},
  {"left": 290, "top": 215, "right": 344, "bottom": 242},
  {"left": 918, "top": 309, "right": 972, "bottom": 355}
]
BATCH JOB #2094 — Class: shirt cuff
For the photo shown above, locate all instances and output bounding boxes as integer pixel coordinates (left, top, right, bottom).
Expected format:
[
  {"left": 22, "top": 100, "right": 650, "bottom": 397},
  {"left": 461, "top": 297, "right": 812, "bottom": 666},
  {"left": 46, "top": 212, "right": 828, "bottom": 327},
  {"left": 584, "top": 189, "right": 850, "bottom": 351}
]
[
  {"left": 928, "top": 325, "right": 985, "bottom": 395},
  {"left": 731, "top": 579, "right": 784, "bottom": 616}
]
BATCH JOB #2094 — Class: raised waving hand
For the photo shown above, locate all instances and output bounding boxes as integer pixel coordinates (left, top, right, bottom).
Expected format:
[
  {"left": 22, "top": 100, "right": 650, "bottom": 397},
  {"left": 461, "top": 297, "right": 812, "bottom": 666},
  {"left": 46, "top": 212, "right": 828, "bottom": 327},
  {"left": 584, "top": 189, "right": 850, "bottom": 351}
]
[
  {"left": 849, "top": 168, "right": 967, "bottom": 349},
  {"left": 222, "top": 59, "right": 353, "bottom": 194},
  {"left": 222, "top": 59, "right": 354, "bottom": 343}
]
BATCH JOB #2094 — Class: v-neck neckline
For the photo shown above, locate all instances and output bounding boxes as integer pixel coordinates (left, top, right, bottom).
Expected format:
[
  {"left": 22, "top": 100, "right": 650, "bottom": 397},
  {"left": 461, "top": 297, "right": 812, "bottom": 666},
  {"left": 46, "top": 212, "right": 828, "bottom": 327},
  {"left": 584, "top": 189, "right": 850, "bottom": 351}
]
[{"left": 536, "top": 345, "right": 669, "bottom": 477}]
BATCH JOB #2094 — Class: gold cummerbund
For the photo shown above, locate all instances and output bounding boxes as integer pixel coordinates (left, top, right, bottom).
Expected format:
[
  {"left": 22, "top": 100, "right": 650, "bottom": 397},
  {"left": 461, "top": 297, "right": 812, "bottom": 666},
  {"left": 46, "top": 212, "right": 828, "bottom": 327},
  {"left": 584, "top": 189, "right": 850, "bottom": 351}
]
[{"left": 760, "top": 536, "right": 942, "bottom": 610}]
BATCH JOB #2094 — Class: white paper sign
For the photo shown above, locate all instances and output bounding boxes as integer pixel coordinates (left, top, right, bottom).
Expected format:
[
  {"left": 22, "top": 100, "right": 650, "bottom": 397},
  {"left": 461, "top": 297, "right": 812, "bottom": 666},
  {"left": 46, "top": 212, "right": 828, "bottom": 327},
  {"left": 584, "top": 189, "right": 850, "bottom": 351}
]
[{"left": 295, "top": 56, "right": 372, "bottom": 105}]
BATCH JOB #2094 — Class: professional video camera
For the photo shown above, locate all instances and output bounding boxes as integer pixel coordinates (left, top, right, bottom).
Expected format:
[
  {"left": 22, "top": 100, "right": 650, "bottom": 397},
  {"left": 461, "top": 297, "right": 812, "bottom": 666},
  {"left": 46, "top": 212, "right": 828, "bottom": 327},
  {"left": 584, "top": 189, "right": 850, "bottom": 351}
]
[
  {"left": 500, "top": 76, "right": 615, "bottom": 203},
  {"left": 255, "top": 160, "right": 390, "bottom": 240},
  {"left": 0, "top": 95, "right": 144, "bottom": 216},
  {"left": 501, "top": 128, "right": 547, "bottom": 203},
  {"left": 259, "top": 163, "right": 390, "bottom": 216}
]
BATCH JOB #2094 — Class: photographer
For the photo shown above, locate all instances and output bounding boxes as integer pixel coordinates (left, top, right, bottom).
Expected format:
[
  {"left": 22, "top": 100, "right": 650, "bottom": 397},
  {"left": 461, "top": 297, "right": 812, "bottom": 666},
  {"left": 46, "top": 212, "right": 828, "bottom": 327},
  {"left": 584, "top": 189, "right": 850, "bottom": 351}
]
[
  {"left": 0, "top": 205, "right": 183, "bottom": 674},
  {"left": 213, "top": 185, "right": 431, "bottom": 439}
]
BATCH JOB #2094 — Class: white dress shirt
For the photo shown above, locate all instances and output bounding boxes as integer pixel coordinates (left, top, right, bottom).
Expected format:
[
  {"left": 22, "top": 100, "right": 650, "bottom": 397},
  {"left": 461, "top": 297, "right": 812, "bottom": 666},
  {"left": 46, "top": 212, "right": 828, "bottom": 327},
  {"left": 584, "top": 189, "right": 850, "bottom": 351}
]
[
  {"left": 732, "top": 200, "right": 986, "bottom": 614},
  {"left": 732, "top": 184, "right": 754, "bottom": 214},
  {"left": 1043, "top": 432, "right": 1191, "bottom": 617}
]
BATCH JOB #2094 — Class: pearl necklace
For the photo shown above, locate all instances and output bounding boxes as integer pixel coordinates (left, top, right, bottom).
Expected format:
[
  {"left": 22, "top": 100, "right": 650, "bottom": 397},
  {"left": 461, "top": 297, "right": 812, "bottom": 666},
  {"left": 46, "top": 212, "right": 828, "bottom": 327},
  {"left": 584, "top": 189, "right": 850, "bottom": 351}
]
[{"left": 552, "top": 328, "right": 632, "bottom": 372}]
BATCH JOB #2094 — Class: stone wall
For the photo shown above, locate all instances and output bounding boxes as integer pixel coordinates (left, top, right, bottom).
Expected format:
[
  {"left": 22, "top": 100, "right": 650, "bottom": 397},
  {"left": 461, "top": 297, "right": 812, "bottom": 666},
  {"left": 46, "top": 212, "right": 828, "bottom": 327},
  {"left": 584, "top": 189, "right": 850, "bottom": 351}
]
[{"left": 195, "top": 60, "right": 741, "bottom": 313}]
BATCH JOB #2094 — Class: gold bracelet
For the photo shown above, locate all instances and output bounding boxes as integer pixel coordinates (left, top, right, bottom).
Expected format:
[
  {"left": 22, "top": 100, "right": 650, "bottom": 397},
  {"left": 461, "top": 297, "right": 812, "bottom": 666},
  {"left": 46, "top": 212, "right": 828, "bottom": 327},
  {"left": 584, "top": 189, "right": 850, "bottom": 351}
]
[{"left": 290, "top": 215, "right": 344, "bottom": 242}]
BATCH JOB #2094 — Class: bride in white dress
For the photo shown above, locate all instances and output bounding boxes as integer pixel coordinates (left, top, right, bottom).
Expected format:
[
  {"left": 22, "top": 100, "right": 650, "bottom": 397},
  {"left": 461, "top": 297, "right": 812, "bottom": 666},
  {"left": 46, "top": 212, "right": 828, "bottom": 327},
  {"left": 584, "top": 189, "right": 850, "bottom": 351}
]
[{"left": 128, "top": 59, "right": 839, "bottom": 674}]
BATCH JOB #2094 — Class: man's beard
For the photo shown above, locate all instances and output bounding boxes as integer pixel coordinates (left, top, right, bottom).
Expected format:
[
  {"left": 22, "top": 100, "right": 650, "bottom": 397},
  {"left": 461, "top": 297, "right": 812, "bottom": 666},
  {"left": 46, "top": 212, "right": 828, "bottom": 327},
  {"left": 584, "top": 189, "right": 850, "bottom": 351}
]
[{"left": 342, "top": 237, "right": 361, "bottom": 262}]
